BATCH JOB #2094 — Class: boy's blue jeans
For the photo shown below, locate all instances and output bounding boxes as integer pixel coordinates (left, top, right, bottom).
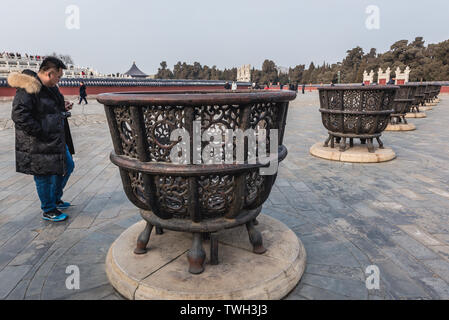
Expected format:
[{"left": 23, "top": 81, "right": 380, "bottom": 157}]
[{"left": 34, "top": 145, "right": 75, "bottom": 213}]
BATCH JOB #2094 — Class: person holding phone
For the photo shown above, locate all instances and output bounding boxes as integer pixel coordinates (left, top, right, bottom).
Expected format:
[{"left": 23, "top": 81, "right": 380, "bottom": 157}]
[{"left": 8, "top": 57, "right": 75, "bottom": 222}]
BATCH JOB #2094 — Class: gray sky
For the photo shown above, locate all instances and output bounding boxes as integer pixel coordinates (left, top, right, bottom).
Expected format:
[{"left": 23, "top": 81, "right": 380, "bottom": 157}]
[{"left": 1, "top": 0, "right": 449, "bottom": 75}]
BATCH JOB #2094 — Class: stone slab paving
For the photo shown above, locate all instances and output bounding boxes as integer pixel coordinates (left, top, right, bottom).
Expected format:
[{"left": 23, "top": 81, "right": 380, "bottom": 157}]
[{"left": 0, "top": 93, "right": 449, "bottom": 300}]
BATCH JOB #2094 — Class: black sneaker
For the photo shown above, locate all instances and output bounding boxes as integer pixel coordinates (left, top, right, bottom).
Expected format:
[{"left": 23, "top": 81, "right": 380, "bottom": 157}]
[{"left": 42, "top": 209, "right": 68, "bottom": 222}]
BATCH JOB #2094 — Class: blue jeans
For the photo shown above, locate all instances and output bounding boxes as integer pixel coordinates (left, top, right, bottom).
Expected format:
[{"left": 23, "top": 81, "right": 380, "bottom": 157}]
[{"left": 34, "top": 145, "right": 75, "bottom": 213}]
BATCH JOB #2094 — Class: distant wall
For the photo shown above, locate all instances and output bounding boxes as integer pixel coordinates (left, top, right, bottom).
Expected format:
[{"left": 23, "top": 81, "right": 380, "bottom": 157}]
[
  {"left": 1, "top": 78, "right": 448, "bottom": 99},
  {"left": 0, "top": 78, "right": 251, "bottom": 99}
]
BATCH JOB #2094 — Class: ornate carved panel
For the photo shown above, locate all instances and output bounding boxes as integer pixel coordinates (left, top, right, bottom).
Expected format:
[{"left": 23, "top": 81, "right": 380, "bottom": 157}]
[
  {"left": 129, "top": 171, "right": 145, "bottom": 203},
  {"left": 245, "top": 171, "right": 265, "bottom": 206},
  {"left": 114, "top": 107, "right": 138, "bottom": 158},
  {"left": 143, "top": 106, "right": 185, "bottom": 162},
  {"left": 198, "top": 175, "right": 234, "bottom": 216},
  {"left": 155, "top": 176, "right": 189, "bottom": 217}
]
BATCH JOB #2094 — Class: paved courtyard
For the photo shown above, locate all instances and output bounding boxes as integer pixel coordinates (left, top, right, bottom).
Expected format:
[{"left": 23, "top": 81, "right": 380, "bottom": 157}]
[{"left": 1, "top": 92, "right": 449, "bottom": 300}]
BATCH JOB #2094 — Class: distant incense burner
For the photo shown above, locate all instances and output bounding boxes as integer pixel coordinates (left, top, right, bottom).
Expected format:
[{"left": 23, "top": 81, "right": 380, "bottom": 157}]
[
  {"left": 390, "top": 85, "right": 417, "bottom": 125},
  {"left": 318, "top": 85, "right": 397, "bottom": 153},
  {"left": 410, "top": 84, "right": 427, "bottom": 112},
  {"left": 425, "top": 84, "right": 442, "bottom": 105}
]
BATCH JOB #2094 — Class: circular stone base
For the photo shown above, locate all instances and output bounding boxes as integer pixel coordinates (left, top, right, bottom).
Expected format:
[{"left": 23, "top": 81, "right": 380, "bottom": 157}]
[
  {"left": 310, "top": 142, "right": 396, "bottom": 163},
  {"left": 405, "top": 112, "right": 427, "bottom": 118},
  {"left": 420, "top": 106, "right": 433, "bottom": 111},
  {"left": 105, "top": 214, "right": 306, "bottom": 300},
  {"left": 385, "top": 123, "right": 416, "bottom": 131}
]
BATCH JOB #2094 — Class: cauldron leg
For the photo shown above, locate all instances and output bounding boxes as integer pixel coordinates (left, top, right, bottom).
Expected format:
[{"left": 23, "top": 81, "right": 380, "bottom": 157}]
[
  {"left": 349, "top": 138, "right": 354, "bottom": 148},
  {"left": 210, "top": 233, "right": 219, "bottom": 266},
  {"left": 246, "top": 220, "right": 267, "bottom": 254},
  {"left": 339, "top": 137, "right": 346, "bottom": 152},
  {"left": 134, "top": 222, "right": 154, "bottom": 255},
  {"left": 376, "top": 137, "right": 384, "bottom": 149},
  {"left": 402, "top": 115, "right": 408, "bottom": 124},
  {"left": 367, "top": 139, "right": 375, "bottom": 153},
  {"left": 360, "top": 138, "right": 366, "bottom": 145},
  {"left": 330, "top": 135, "right": 335, "bottom": 149},
  {"left": 202, "top": 233, "right": 211, "bottom": 240},
  {"left": 324, "top": 135, "right": 332, "bottom": 148},
  {"left": 335, "top": 137, "right": 341, "bottom": 144},
  {"left": 187, "top": 233, "right": 206, "bottom": 274},
  {"left": 156, "top": 226, "right": 164, "bottom": 235}
]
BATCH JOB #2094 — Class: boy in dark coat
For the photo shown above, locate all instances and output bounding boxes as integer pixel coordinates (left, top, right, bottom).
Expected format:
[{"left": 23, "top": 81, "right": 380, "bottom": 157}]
[{"left": 8, "top": 57, "right": 75, "bottom": 222}]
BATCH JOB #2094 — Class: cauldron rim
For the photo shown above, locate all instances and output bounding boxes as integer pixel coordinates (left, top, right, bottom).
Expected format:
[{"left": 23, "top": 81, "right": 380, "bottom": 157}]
[
  {"left": 318, "top": 85, "right": 399, "bottom": 91},
  {"left": 397, "top": 84, "right": 421, "bottom": 88},
  {"left": 405, "top": 83, "right": 428, "bottom": 87},
  {"left": 97, "top": 89, "right": 297, "bottom": 106}
]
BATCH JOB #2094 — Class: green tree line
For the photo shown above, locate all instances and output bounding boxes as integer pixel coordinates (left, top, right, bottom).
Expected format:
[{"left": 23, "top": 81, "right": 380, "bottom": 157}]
[
  {"left": 156, "top": 61, "right": 237, "bottom": 81},
  {"left": 155, "top": 37, "right": 449, "bottom": 84}
]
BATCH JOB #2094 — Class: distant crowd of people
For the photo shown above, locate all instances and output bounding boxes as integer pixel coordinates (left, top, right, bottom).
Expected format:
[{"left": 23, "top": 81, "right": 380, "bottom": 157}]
[
  {"left": 1, "top": 52, "right": 45, "bottom": 60},
  {"left": 224, "top": 81, "right": 306, "bottom": 92}
]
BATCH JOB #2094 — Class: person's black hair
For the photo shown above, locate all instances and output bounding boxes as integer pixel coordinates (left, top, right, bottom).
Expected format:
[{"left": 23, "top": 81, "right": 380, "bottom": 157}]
[{"left": 39, "top": 56, "right": 67, "bottom": 72}]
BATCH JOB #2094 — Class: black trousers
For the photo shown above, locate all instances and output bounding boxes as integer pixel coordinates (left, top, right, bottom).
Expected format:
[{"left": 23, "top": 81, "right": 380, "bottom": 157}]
[{"left": 79, "top": 96, "right": 88, "bottom": 104}]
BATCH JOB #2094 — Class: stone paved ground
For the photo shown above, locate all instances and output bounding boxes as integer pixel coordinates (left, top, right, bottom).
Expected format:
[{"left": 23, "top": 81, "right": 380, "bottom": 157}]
[{"left": 1, "top": 93, "right": 449, "bottom": 300}]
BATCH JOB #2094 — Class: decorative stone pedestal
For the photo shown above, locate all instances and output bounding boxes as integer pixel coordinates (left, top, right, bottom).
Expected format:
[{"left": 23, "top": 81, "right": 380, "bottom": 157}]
[
  {"left": 420, "top": 106, "right": 433, "bottom": 111},
  {"left": 105, "top": 214, "right": 306, "bottom": 300},
  {"left": 385, "top": 123, "right": 416, "bottom": 132},
  {"left": 405, "top": 112, "right": 427, "bottom": 119},
  {"left": 310, "top": 142, "right": 396, "bottom": 163}
]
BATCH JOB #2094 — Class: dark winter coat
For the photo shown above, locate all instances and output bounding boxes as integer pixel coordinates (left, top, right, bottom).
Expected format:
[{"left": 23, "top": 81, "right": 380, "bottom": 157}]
[
  {"left": 8, "top": 70, "right": 75, "bottom": 176},
  {"left": 79, "top": 84, "right": 87, "bottom": 98}
]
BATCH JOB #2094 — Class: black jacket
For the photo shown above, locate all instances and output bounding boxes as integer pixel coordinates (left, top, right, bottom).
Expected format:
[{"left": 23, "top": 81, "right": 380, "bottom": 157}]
[
  {"left": 8, "top": 70, "right": 75, "bottom": 176},
  {"left": 79, "top": 84, "right": 87, "bottom": 97}
]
